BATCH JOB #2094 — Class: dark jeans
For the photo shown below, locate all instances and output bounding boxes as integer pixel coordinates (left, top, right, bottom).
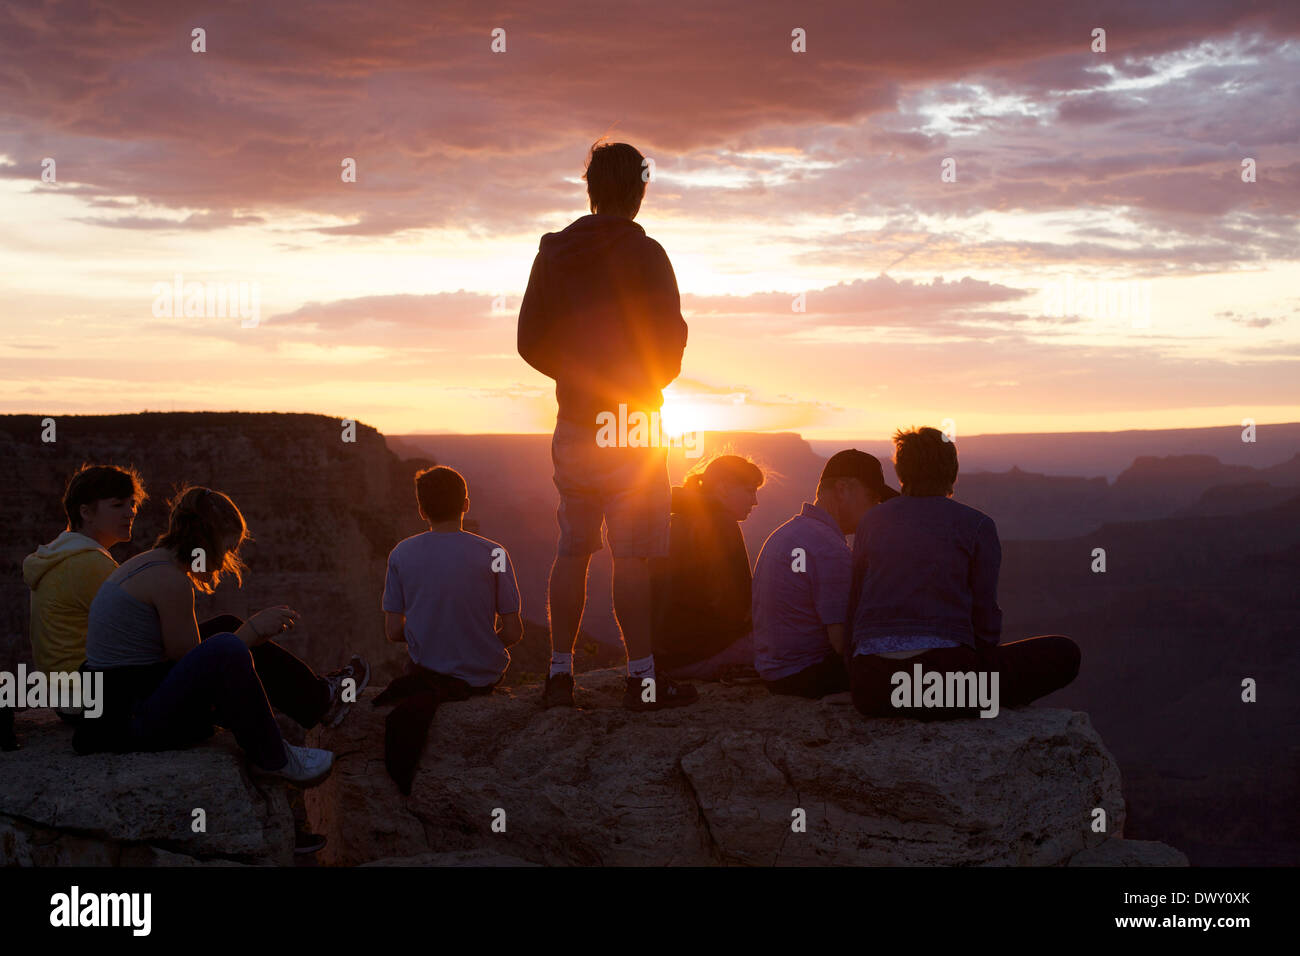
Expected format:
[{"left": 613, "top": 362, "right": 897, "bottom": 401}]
[
  {"left": 65, "top": 616, "right": 329, "bottom": 732},
  {"left": 79, "top": 617, "right": 331, "bottom": 768},
  {"left": 851, "top": 635, "right": 1081, "bottom": 720},
  {"left": 764, "top": 652, "right": 850, "bottom": 698},
  {"left": 127, "top": 631, "right": 287, "bottom": 768},
  {"left": 200, "top": 615, "right": 330, "bottom": 729}
]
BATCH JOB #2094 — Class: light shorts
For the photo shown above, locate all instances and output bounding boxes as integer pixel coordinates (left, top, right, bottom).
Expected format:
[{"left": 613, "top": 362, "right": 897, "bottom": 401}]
[{"left": 551, "top": 416, "right": 670, "bottom": 559}]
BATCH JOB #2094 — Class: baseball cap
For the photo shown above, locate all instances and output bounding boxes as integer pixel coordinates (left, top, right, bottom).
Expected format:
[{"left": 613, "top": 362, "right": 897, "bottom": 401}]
[{"left": 819, "top": 449, "right": 900, "bottom": 502}]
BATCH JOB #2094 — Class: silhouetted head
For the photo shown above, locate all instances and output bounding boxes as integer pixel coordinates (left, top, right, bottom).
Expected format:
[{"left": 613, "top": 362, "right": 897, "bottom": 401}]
[
  {"left": 815, "top": 449, "right": 898, "bottom": 533},
  {"left": 683, "top": 454, "right": 765, "bottom": 522},
  {"left": 63, "top": 463, "right": 147, "bottom": 545},
  {"left": 584, "top": 139, "right": 646, "bottom": 219},
  {"left": 414, "top": 465, "right": 469, "bottom": 526},
  {"left": 892, "top": 427, "right": 958, "bottom": 497},
  {"left": 154, "top": 486, "right": 248, "bottom": 594}
]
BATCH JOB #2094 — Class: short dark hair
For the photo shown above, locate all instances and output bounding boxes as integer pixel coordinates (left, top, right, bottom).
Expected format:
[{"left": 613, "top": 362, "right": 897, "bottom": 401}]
[
  {"left": 892, "top": 427, "right": 958, "bottom": 497},
  {"left": 64, "top": 464, "right": 147, "bottom": 530},
  {"left": 584, "top": 139, "right": 646, "bottom": 217},
  {"left": 415, "top": 466, "right": 467, "bottom": 523}
]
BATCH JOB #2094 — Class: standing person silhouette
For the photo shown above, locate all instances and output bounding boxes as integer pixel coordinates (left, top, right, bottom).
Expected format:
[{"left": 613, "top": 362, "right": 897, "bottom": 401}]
[{"left": 518, "top": 138, "right": 696, "bottom": 711}]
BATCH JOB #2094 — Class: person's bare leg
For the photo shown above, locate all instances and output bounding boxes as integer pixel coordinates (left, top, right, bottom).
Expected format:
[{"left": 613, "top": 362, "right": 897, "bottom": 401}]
[
  {"left": 611, "top": 555, "right": 653, "bottom": 662},
  {"left": 548, "top": 554, "right": 591, "bottom": 656}
]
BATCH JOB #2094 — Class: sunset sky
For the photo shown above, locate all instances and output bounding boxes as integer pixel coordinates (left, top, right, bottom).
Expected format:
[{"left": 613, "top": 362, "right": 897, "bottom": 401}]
[{"left": 2, "top": 0, "right": 1298, "bottom": 440}]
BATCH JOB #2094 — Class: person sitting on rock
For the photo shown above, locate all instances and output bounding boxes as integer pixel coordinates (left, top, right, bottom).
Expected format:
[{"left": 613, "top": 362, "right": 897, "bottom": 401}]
[
  {"left": 847, "top": 427, "right": 1081, "bottom": 719},
  {"left": 73, "top": 486, "right": 359, "bottom": 787},
  {"left": 378, "top": 465, "right": 523, "bottom": 793},
  {"left": 23, "top": 464, "right": 147, "bottom": 723},
  {"left": 650, "top": 454, "right": 764, "bottom": 682},
  {"left": 752, "top": 450, "right": 897, "bottom": 698}
]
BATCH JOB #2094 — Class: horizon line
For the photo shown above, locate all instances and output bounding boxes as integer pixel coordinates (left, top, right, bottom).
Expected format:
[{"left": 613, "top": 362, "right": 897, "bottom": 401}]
[{"left": 4, "top": 409, "right": 1299, "bottom": 441}]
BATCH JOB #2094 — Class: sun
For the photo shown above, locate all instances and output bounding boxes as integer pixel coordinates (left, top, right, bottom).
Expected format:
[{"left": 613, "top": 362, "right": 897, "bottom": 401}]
[{"left": 659, "top": 391, "right": 711, "bottom": 438}]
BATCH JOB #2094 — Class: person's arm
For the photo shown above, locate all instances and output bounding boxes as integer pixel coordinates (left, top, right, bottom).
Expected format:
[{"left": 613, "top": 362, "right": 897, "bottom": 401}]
[
  {"left": 494, "top": 550, "right": 523, "bottom": 647},
  {"left": 644, "top": 242, "right": 688, "bottom": 389},
  {"left": 845, "top": 519, "right": 870, "bottom": 639},
  {"left": 154, "top": 571, "right": 202, "bottom": 662},
  {"left": 381, "top": 551, "right": 406, "bottom": 642},
  {"left": 811, "top": 545, "right": 853, "bottom": 654},
  {"left": 517, "top": 251, "right": 563, "bottom": 380},
  {"left": 971, "top": 516, "right": 1004, "bottom": 647},
  {"left": 234, "top": 607, "right": 299, "bottom": 648},
  {"left": 495, "top": 612, "right": 523, "bottom": 647}
]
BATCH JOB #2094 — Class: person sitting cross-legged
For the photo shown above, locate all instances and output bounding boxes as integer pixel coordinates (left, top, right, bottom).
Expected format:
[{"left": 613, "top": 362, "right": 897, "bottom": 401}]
[{"left": 848, "top": 427, "right": 1081, "bottom": 720}]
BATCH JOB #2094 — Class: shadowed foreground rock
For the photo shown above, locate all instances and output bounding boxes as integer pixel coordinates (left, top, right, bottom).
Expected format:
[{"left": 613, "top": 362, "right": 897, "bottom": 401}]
[
  {"left": 305, "top": 668, "right": 1181, "bottom": 867},
  {"left": 0, "top": 709, "right": 293, "bottom": 865}
]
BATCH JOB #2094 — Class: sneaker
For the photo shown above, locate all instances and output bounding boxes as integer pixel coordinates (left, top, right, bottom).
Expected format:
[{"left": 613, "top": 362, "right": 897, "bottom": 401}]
[
  {"left": 622, "top": 674, "right": 698, "bottom": 712},
  {"left": 541, "top": 671, "right": 575, "bottom": 708},
  {"left": 294, "top": 830, "right": 328, "bottom": 855},
  {"left": 322, "top": 655, "right": 371, "bottom": 728},
  {"left": 251, "top": 741, "right": 335, "bottom": 788}
]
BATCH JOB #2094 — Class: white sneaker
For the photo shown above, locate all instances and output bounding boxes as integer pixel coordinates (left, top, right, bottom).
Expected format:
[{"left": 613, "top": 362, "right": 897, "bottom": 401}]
[{"left": 251, "top": 741, "right": 335, "bottom": 788}]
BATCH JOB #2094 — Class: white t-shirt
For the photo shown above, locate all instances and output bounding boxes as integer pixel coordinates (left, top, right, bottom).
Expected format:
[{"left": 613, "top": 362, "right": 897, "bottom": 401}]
[{"left": 382, "top": 530, "right": 521, "bottom": 687}]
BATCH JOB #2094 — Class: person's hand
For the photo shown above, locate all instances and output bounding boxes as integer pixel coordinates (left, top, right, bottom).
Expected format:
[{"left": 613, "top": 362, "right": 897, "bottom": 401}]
[{"left": 248, "top": 606, "right": 300, "bottom": 642}]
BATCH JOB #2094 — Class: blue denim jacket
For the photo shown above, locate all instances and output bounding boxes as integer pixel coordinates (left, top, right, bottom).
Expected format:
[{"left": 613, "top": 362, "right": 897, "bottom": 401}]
[{"left": 848, "top": 495, "right": 1003, "bottom": 651}]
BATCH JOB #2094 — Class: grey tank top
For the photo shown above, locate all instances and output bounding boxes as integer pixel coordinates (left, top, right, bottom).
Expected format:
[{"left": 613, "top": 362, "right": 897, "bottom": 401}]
[{"left": 85, "top": 559, "right": 173, "bottom": 668}]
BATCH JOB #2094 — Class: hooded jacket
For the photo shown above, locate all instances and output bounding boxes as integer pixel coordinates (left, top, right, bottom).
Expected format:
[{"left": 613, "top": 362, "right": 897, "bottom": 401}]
[
  {"left": 517, "top": 214, "right": 688, "bottom": 425},
  {"left": 651, "top": 484, "right": 753, "bottom": 670},
  {"left": 23, "top": 531, "right": 117, "bottom": 673}
]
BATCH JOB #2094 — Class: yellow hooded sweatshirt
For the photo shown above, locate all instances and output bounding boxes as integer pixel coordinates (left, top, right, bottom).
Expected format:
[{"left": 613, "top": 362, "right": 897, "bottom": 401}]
[{"left": 22, "top": 531, "right": 118, "bottom": 674}]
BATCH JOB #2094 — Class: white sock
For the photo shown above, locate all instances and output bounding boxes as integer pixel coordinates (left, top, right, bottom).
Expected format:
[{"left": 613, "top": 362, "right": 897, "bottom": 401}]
[
  {"left": 549, "top": 652, "right": 573, "bottom": 677},
  {"left": 627, "top": 655, "right": 655, "bottom": 680}
]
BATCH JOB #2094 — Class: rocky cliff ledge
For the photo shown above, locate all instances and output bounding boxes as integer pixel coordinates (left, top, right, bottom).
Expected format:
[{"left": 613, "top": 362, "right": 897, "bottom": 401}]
[
  {"left": 1, "top": 710, "right": 292, "bottom": 865},
  {"left": 1, "top": 670, "right": 1187, "bottom": 867},
  {"left": 304, "top": 668, "right": 1186, "bottom": 867}
]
